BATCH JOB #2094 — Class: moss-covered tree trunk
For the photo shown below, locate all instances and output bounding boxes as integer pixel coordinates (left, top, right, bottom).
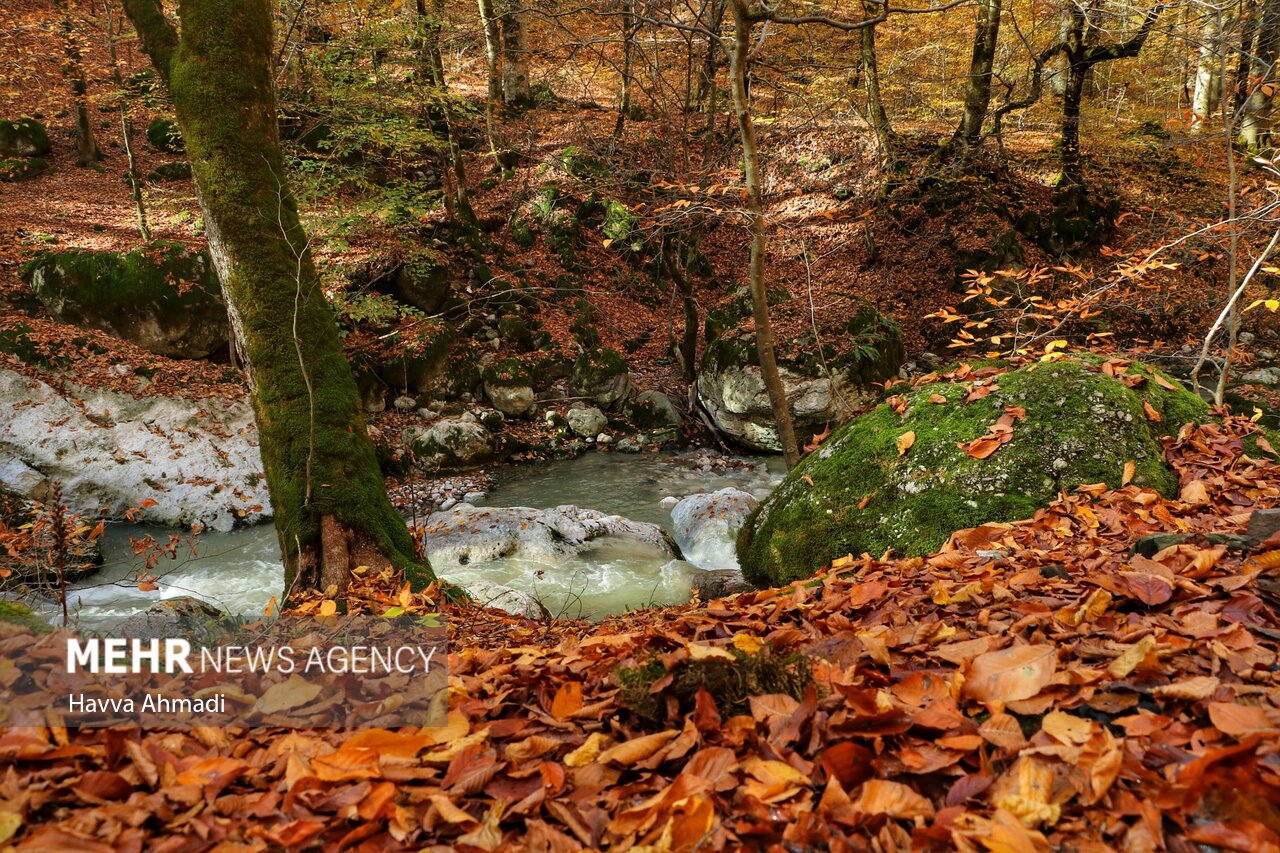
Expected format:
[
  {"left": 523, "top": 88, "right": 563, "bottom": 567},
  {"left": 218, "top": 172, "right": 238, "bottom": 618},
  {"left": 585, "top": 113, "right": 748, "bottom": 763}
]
[
  {"left": 123, "top": 0, "right": 432, "bottom": 594},
  {"left": 728, "top": 0, "right": 801, "bottom": 469}
]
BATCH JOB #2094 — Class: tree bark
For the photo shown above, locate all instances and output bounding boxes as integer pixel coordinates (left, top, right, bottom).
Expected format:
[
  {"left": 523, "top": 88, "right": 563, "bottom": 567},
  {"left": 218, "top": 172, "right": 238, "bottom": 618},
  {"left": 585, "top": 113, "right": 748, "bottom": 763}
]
[
  {"left": 1191, "top": 6, "right": 1225, "bottom": 132},
  {"left": 953, "top": 0, "right": 1002, "bottom": 152},
  {"left": 417, "top": 0, "right": 478, "bottom": 227},
  {"left": 123, "top": 0, "right": 432, "bottom": 593},
  {"left": 1242, "top": 0, "right": 1280, "bottom": 149},
  {"left": 499, "top": 0, "right": 532, "bottom": 106},
  {"left": 476, "top": 0, "right": 503, "bottom": 151},
  {"left": 728, "top": 0, "right": 800, "bottom": 468},
  {"left": 613, "top": 0, "right": 639, "bottom": 140},
  {"left": 56, "top": 0, "right": 103, "bottom": 168},
  {"left": 859, "top": 0, "right": 893, "bottom": 156}
]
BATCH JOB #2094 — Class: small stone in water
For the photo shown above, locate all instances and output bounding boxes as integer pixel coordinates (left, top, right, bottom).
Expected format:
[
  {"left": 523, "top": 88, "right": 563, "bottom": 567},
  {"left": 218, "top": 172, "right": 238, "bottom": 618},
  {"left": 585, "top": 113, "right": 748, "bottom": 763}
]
[
  {"left": 660, "top": 496, "right": 680, "bottom": 510},
  {"left": 597, "top": 433, "right": 612, "bottom": 444},
  {"left": 463, "top": 491, "right": 486, "bottom": 503}
]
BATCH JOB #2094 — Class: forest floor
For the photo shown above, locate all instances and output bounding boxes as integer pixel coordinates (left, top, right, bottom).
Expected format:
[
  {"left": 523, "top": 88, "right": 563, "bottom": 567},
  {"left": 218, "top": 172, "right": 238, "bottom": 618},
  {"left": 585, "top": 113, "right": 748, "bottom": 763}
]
[
  {"left": 4, "top": 416, "right": 1280, "bottom": 850},
  {"left": 6, "top": 1, "right": 1280, "bottom": 849}
]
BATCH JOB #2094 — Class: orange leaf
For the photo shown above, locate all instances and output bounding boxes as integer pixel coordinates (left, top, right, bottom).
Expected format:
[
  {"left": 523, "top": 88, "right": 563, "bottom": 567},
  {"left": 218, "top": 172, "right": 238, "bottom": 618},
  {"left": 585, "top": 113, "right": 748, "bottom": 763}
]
[
  {"left": 896, "top": 431, "right": 916, "bottom": 455},
  {"left": 551, "top": 681, "right": 584, "bottom": 719},
  {"left": 1209, "top": 702, "right": 1279, "bottom": 738},
  {"left": 963, "top": 645, "right": 1057, "bottom": 704},
  {"left": 850, "top": 779, "right": 935, "bottom": 819},
  {"left": 1142, "top": 401, "right": 1162, "bottom": 422}
]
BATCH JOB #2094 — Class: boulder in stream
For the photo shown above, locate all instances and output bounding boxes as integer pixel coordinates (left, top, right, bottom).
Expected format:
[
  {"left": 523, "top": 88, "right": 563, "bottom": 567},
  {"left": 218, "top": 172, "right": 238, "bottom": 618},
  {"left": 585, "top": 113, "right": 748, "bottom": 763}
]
[
  {"left": 118, "top": 597, "right": 231, "bottom": 645},
  {"left": 425, "top": 504, "right": 681, "bottom": 569},
  {"left": 697, "top": 305, "right": 904, "bottom": 452},
  {"left": 670, "top": 487, "right": 757, "bottom": 570}
]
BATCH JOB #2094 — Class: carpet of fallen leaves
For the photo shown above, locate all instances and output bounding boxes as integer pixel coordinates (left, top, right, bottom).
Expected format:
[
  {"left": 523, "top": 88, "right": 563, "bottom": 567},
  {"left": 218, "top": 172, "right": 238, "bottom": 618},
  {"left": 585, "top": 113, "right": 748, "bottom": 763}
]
[{"left": 3, "top": 417, "right": 1280, "bottom": 851}]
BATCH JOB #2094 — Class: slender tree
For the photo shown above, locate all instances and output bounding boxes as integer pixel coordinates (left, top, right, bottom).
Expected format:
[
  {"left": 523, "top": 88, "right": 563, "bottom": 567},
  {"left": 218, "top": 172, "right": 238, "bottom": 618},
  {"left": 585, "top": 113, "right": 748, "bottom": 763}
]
[
  {"left": 1053, "top": 3, "right": 1164, "bottom": 185},
  {"left": 105, "top": 0, "right": 150, "bottom": 240},
  {"left": 123, "top": 0, "right": 433, "bottom": 594},
  {"left": 950, "top": 0, "right": 1003, "bottom": 157},
  {"left": 55, "top": 0, "right": 103, "bottom": 168},
  {"left": 415, "top": 0, "right": 478, "bottom": 227},
  {"left": 859, "top": 0, "right": 894, "bottom": 156}
]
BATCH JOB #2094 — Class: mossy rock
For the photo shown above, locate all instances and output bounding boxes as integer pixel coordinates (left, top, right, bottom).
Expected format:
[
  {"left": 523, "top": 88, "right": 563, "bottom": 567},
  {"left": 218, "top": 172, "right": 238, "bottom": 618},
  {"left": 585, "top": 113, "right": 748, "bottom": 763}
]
[
  {"left": 146, "top": 118, "right": 184, "bottom": 153},
  {"left": 0, "top": 157, "right": 48, "bottom": 182},
  {"left": 497, "top": 315, "right": 536, "bottom": 351},
  {"left": 21, "top": 242, "right": 227, "bottom": 359},
  {"left": 483, "top": 357, "right": 537, "bottom": 388},
  {"left": 510, "top": 216, "right": 536, "bottom": 248},
  {"left": 378, "top": 322, "right": 455, "bottom": 394},
  {"left": 392, "top": 248, "right": 452, "bottom": 313},
  {"left": 738, "top": 358, "right": 1210, "bottom": 587},
  {"left": 573, "top": 347, "right": 632, "bottom": 409},
  {"left": 0, "top": 118, "right": 50, "bottom": 157},
  {"left": 0, "top": 600, "right": 50, "bottom": 634},
  {"left": 148, "top": 160, "right": 191, "bottom": 182}
]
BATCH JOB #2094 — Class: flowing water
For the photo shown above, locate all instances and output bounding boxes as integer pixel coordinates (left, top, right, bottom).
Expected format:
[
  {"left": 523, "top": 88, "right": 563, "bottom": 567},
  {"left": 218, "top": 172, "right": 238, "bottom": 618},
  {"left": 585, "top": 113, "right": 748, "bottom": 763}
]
[{"left": 40, "top": 451, "right": 783, "bottom": 630}]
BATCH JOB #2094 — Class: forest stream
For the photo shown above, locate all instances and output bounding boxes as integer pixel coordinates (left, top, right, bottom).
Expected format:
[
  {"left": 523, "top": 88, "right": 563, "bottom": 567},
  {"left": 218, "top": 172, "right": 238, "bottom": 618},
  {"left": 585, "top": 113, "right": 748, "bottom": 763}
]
[{"left": 38, "top": 452, "right": 785, "bottom": 631}]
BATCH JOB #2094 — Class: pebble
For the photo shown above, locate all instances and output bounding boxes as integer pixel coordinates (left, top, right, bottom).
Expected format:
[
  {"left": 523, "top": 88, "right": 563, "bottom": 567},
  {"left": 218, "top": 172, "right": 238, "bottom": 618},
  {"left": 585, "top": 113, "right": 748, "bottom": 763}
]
[
  {"left": 596, "top": 433, "right": 613, "bottom": 444},
  {"left": 660, "top": 496, "right": 680, "bottom": 510},
  {"left": 393, "top": 395, "right": 417, "bottom": 412}
]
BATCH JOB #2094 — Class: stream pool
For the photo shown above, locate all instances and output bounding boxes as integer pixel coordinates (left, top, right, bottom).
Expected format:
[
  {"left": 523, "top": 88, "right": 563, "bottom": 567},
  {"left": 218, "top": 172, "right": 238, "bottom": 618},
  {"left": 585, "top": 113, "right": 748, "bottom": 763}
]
[{"left": 36, "top": 451, "right": 784, "bottom": 630}]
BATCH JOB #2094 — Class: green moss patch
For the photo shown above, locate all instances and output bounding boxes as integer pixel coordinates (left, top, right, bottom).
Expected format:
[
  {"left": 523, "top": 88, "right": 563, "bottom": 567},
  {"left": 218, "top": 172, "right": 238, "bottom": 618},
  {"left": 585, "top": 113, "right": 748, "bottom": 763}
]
[
  {"left": 617, "top": 643, "right": 812, "bottom": 722},
  {"left": 0, "top": 601, "right": 51, "bottom": 634},
  {"left": 738, "top": 358, "right": 1210, "bottom": 587}
]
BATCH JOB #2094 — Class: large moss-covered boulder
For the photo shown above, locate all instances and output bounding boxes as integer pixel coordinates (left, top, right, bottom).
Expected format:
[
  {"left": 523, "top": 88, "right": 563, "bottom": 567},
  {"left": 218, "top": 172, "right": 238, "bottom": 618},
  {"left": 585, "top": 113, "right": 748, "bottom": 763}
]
[
  {"left": 698, "top": 305, "right": 904, "bottom": 452},
  {"left": 739, "top": 358, "right": 1209, "bottom": 587},
  {"left": 21, "top": 242, "right": 228, "bottom": 359},
  {"left": 0, "top": 118, "right": 50, "bottom": 157}
]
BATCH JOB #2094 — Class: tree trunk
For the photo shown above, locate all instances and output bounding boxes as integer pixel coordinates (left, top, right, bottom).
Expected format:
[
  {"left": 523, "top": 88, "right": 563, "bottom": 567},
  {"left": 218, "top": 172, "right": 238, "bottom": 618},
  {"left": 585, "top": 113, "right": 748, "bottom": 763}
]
[
  {"left": 1242, "top": 0, "right": 1280, "bottom": 149},
  {"left": 1234, "top": 0, "right": 1259, "bottom": 110},
  {"left": 417, "top": 0, "right": 478, "bottom": 227},
  {"left": 1191, "top": 8, "right": 1225, "bottom": 132},
  {"left": 106, "top": 1, "right": 150, "bottom": 240},
  {"left": 954, "top": 0, "right": 1002, "bottom": 151},
  {"left": 476, "top": 0, "right": 503, "bottom": 151},
  {"left": 56, "top": 0, "right": 102, "bottom": 168},
  {"left": 613, "top": 0, "right": 639, "bottom": 140},
  {"left": 123, "top": 0, "right": 432, "bottom": 594},
  {"left": 728, "top": 0, "right": 800, "bottom": 469},
  {"left": 499, "top": 0, "right": 532, "bottom": 106},
  {"left": 1060, "top": 53, "right": 1087, "bottom": 185},
  {"left": 859, "top": 1, "right": 893, "bottom": 156}
]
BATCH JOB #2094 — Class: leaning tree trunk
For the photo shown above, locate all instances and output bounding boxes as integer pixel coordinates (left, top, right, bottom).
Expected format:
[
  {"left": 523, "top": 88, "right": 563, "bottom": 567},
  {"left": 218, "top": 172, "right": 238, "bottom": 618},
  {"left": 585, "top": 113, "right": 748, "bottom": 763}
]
[
  {"left": 859, "top": 0, "right": 893, "bottom": 157},
  {"left": 728, "top": 0, "right": 800, "bottom": 468},
  {"left": 953, "top": 0, "right": 1002, "bottom": 153},
  {"left": 499, "top": 0, "right": 532, "bottom": 106},
  {"left": 124, "top": 0, "right": 432, "bottom": 594}
]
